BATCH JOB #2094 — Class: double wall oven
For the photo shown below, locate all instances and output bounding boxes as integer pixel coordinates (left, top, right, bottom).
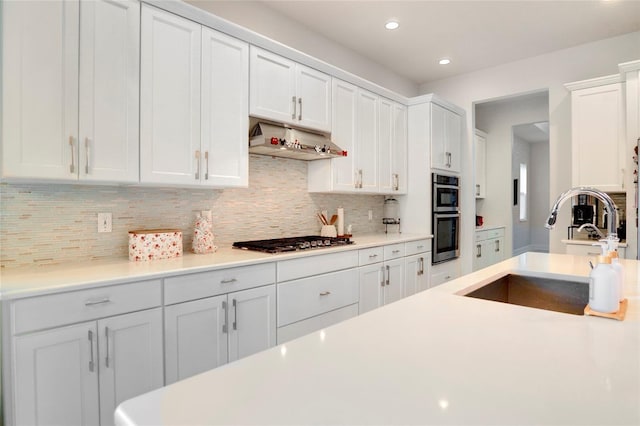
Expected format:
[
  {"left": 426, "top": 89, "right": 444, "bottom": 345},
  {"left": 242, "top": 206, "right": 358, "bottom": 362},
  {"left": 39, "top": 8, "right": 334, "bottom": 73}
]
[{"left": 432, "top": 173, "right": 460, "bottom": 264}]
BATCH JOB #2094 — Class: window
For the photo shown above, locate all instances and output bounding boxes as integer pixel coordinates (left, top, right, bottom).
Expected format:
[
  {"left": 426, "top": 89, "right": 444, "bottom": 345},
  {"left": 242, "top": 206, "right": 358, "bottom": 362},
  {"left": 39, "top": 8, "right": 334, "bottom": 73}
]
[{"left": 519, "top": 163, "right": 527, "bottom": 221}]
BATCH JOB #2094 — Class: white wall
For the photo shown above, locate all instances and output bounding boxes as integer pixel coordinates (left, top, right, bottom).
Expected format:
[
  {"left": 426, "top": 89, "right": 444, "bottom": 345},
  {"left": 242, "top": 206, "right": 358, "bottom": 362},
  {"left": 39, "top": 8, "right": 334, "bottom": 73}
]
[
  {"left": 185, "top": 0, "right": 418, "bottom": 97},
  {"left": 530, "top": 141, "right": 550, "bottom": 252},
  {"left": 475, "top": 93, "right": 549, "bottom": 259},
  {"left": 421, "top": 31, "right": 640, "bottom": 273},
  {"left": 512, "top": 136, "right": 531, "bottom": 254}
]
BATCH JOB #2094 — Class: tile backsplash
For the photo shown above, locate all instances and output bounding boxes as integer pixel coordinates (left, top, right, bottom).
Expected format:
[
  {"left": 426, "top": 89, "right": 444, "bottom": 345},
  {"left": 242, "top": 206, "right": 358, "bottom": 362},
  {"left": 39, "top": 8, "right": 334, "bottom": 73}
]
[{"left": 1, "top": 155, "right": 386, "bottom": 269}]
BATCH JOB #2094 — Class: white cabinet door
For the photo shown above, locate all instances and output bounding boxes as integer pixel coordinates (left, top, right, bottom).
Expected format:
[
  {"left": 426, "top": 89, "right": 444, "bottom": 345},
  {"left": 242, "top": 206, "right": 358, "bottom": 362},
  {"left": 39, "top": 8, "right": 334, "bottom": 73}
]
[
  {"left": 333, "top": 80, "right": 358, "bottom": 192},
  {"left": 201, "top": 27, "right": 249, "bottom": 187},
  {"left": 98, "top": 308, "right": 163, "bottom": 426},
  {"left": 404, "top": 254, "right": 430, "bottom": 297},
  {"left": 164, "top": 295, "right": 228, "bottom": 385},
  {"left": 2, "top": 0, "right": 79, "bottom": 180},
  {"left": 357, "top": 89, "right": 379, "bottom": 192},
  {"left": 392, "top": 102, "right": 408, "bottom": 194},
  {"left": 431, "top": 103, "right": 462, "bottom": 173},
  {"left": 79, "top": 0, "right": 139, "bottom": 183},
  {"left": 475, "top": 130, "right": 487, "bottom": 198},
  {"left": 296, "top": 65, "right": 332, "bottom": 132},
  {"left": 359, "top": 263, "right": 384, "bottom": 314},
  {"left": 13, "top": 322, "right": 100, "bottom": 426},
  {"left": 249, "top": 46, "right": 296, "bottom": 125},
  {"left": 228, "top": 285, "right": 276, "bottom": 362},
  {"left": 378, "top": 98, "right": 394, "bottom": 193},
  {"left": 383, "top": 258, "right": 405, "bottom": 305},
  {"left": 571, "top": 83, "right": 625, "bottom": 192},
  {"left": 140, "top": 5, "right": 201, "bottom": 184}
]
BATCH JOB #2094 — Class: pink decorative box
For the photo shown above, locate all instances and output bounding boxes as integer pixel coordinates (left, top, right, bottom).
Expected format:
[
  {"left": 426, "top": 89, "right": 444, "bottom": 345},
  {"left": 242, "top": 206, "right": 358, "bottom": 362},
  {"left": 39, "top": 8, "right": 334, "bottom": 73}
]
[{"left": 128, "top": 229, "right": 183, "bottom": 261}]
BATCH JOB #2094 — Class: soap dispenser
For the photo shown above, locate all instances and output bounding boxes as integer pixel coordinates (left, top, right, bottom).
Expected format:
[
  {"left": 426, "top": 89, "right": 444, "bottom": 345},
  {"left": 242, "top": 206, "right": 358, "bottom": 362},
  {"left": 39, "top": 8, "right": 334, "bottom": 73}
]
[{"left": 589, "top": 255, "right": 619, "bottom": 313}]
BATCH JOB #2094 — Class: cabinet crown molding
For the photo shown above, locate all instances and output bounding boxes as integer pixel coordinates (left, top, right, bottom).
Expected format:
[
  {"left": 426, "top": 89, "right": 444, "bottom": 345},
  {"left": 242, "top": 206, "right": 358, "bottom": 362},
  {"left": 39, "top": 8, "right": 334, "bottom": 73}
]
[{"left": 564, "top": 74, "right": 623, "bottom": 91}]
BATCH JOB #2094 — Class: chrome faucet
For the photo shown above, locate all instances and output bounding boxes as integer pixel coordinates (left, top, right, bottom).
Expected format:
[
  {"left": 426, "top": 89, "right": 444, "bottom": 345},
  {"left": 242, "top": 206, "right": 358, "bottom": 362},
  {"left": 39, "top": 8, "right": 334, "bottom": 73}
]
[
  {"left": 577, "top": 223, "right": 605, "bottom": 239},
  {"left": 546, "top": 187, "right": 618, "bottom": 240}
]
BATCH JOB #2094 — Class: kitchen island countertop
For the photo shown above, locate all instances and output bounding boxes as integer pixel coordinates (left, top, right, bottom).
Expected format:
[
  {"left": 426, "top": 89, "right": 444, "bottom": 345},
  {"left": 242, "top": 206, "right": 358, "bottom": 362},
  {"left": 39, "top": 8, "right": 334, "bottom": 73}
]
[
  {"left": 115, "top": 252, "right": 640, "bottom": 425},
  {"left": 0, "top": 233, "right": 431, "bottom": 300}
]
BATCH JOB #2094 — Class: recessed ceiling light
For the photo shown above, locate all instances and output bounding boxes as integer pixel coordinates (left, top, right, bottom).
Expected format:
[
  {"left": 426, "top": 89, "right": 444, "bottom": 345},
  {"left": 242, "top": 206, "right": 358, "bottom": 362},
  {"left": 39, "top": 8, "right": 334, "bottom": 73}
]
[
  {"left": 385, "top": 20, "right": 399, "bottom": 30},
  {"left": 439, "top": 58, "right": 451, "bottom": 65}
]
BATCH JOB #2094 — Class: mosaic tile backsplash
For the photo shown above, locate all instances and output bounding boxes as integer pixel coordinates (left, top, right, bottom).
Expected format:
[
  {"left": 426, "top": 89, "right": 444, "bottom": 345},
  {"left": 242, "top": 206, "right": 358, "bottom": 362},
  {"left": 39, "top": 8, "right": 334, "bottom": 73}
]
[{"left": 1, "top": 155, "right": 386, "bottom": 269}]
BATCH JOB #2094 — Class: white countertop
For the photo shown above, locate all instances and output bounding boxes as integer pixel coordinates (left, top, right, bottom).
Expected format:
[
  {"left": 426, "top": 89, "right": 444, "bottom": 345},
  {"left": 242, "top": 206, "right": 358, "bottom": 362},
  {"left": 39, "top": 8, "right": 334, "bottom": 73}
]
[
  {"left": 115, "top": 252, "right": 640, "bottom": 425},
  {"left": 0, "top": 233, "right": 431, "bottom": 300},
  {"left": 562, "top": 238, "right": 629, "bottom": 248}
]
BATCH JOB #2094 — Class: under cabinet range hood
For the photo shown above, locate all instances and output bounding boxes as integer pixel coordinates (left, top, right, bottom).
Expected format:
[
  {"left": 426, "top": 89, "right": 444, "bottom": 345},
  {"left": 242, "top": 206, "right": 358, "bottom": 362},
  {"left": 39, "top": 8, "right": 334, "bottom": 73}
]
[{"left": 249, "top": 122, "right": 347, "bottom": 161}]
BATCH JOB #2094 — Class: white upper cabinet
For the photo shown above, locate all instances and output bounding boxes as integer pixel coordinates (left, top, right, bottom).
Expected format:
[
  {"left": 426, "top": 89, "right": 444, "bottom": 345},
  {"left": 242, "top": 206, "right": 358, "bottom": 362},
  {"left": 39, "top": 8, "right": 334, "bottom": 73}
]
[
  {"left": 140, "top": 5, "right": 201, "bottom": 185},
  {"left": 2, "top": 0, "right": 139, "bottom": 182},
  {"left": 475, "top": 129, "right": 487, "bottom": 198},
  {"left": 250, "top": 46, "right": 331, "bottom": 132},
  {"left": 79, "top": 0, "right": 140, "bottom": 183},
  {"left": 201, "top": 27, "right": 249, "bottom": 187},
  {"left": 357, "top": 89, "right": 379, "bottom": 192},
  {"left": 431, "top": 102, "right": 462, "bottom": 173},
  {"left": 567, "top": 80, "right": 625, "bottom": 192},
  {"left": 379, "top": 98, "right": 407, "bottom": 194},
  {"left": 140, "top": 5, "right": 249, "bottom": 187}
]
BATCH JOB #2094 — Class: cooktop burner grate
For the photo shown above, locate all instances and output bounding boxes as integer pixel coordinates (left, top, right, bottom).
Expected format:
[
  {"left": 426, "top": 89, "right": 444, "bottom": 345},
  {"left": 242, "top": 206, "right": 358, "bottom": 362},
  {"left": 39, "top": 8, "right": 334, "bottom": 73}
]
[{"left": 232, "top": 236, "right": 354, "bottom": 253}]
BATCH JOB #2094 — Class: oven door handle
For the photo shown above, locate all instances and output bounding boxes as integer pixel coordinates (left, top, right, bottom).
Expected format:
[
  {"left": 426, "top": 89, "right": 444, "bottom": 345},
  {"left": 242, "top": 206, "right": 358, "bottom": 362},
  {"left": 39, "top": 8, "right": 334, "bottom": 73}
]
[{"left": 433, "top": 213, "right": 460, "bottom": 219}]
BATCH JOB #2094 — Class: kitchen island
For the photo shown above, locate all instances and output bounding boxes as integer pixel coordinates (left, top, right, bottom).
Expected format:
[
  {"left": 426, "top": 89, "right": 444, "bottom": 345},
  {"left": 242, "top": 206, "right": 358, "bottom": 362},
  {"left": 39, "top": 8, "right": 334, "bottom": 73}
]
[{"left": 115, "top": 252, "right": 640, "bottom": 425}]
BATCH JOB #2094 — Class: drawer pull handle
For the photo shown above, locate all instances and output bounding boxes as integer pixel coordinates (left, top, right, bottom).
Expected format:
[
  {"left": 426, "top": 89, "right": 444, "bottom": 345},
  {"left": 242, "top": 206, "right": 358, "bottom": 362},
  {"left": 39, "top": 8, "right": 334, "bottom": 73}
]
[
  {"left": 105, "top": 327, "right": 111, "bottom": 368},
  {"left": 220, "top": 278, "right": 237, "bottom": 284},
  {"left": 386, "top": 265, "right": 390, "bottom": 286},
  {"left": 222, "top": 300, "right": 228, "bottom": 333},
  {"left": 368, "top": 254, "right": 378, "bottom": 259},
  {"left": 88, "top": 330, "right": 95, "bottom": 372},
  {"left": 417, "top": 245, "right": 424, "bottom": 250},
  {"left": 392, "top": 250, "right": 401, "bottom": 254},
  {"left": 319, "top": 291, "right": 331, "bottom": 296},
  {"left": 85, "top": 298, "right": 111, "bottom": 306}
]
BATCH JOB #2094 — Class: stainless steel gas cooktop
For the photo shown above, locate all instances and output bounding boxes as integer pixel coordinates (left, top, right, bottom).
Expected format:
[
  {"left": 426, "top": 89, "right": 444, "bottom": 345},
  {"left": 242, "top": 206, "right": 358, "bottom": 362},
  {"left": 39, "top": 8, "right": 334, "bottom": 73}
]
[{"left": 232, "top": 236, "right": 354, "bottom": 253}]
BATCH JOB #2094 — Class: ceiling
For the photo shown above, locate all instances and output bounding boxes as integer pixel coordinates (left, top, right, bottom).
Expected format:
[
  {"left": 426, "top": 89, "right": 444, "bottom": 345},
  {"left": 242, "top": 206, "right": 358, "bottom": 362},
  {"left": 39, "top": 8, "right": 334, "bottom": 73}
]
[
  {"left": 245, "top": 0, "right": 640, "bottom": 85},
  {"left": 513, "top": 122, "right": 549, "bottom": 144}
]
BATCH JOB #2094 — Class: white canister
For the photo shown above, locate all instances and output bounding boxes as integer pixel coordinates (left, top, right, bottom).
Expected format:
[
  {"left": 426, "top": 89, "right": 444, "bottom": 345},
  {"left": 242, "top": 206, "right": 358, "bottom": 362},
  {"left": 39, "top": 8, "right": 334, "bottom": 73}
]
[
  {"left": 589, "top": 256, "right": 619, "bottom": 313},
  {"left": 320, "top": 225, "right": 337, "bottom": 238}
]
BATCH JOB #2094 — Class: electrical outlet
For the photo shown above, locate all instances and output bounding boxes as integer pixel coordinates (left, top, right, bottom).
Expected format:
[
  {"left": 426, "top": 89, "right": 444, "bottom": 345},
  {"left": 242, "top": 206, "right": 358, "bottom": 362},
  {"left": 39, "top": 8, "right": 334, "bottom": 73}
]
[
  {"left": 98, "top": 213, "right": 112, "bottom": 233},
  {"left": 368, "top": 210, "right": 373, "bottom": 221}
]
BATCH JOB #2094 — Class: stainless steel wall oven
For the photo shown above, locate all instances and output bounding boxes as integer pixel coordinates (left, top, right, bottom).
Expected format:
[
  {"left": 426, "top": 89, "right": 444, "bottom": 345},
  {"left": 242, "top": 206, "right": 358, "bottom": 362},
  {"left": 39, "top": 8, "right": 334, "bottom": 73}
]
[{"left": 432, "top": 173, "right": 460, "bottom": 264}]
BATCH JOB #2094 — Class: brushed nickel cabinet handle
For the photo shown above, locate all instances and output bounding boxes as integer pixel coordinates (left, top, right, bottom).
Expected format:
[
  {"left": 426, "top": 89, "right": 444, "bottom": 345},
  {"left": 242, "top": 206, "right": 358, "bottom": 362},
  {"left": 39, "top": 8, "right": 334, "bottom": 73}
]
[
  {"left": 368, "top": 254, "right": 378, "bottom": 259},
  {"left": 85, "top": 137, "right": 90, "bottom": 174},
  {"left": 392, "top": 249, "right": 401, "bottom": 254},
  {"left": 222, "top": 300, "right": 228, "bottom": 333},
  {"left": 319, "top": 291, "right": 331, "bottom": 296},
  {"left": 195, "top": 150, "right": 200, "bottom": 180},
  {"left": 205, "top": 151, "right": 209, "bottom": 180},
  {"left": 232, "top": 299, "right": 237, "bottom": 331},
  {"left": 393, "top": 173, "right": 399, "bottom": 191},
  {"left": 104, "top": 327, "right": 110, "bottom": 368},
  {"left": 495, "top": 239, "right": 500, "bottom": 252},
  {"left": 476, "top": 184, "right": 480, "bottom": 196},
  {"left": 359, "top": 169, "right": 363, "bottom": 188},
  {"left": 88, "top": 330, "right": 95, "bottom": 372},
  {"left": 380, "top": 266, "right": 385, "bottom": 287},
  {"left": 298, "top": 97, "right": 302, "bottom": 121},
  {"left": 69, "top": 136, "right": 75, "bottom": 173},
  {"left": 85, "top": 298, "right": 111, "bottom": 306},
  {"left": 476, "top": 244, "right": 482, "bottom": 258},
  {"left": 220, "top": 278, "right": 237, "bottom": 284},
  {"left": 292, "top": 96, "right": 297, "bottom": 120},
  {"left": 385, "top": 265, "right": 390, "bottom": 286}
]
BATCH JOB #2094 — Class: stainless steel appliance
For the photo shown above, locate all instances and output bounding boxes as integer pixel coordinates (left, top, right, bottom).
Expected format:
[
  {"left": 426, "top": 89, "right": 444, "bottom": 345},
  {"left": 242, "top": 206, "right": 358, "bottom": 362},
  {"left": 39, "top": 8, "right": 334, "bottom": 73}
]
[
  {"left": 232, "top": 236, "right": 353, "bottom": 253},
  {"left": 432, "top": 173, "right": 460, "bottom": 264}
]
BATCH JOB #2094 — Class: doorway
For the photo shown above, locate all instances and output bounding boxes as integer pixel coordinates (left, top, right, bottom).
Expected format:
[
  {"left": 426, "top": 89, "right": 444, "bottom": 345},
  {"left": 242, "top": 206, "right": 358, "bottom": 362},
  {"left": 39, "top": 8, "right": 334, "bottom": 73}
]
[{"left": 474, "top": 90, "right": 550, "bottom": 259}]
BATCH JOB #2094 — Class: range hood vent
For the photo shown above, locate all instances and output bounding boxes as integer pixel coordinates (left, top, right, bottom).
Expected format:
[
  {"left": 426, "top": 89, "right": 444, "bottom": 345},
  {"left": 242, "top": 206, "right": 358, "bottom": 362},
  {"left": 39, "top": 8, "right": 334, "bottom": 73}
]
[{"left": 249, "top": 122, "right": 347, "bottom": 161}]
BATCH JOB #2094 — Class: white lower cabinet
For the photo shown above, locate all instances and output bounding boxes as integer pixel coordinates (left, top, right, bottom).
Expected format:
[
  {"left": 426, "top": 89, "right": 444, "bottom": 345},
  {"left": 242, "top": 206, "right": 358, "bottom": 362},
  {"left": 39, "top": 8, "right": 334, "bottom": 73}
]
[
  {"left": 358, "top": 244, "right": 405, "bottom": 314},
  {"left": 12, "top": 307, "right": 163, "bottom": 426},
  {"left": 473, "top": 227, "right": 506, "bottom": 271},
  {"left": 431, "top": 261, "right": 459, "bottom": 287},
  {"left": 163, "top": 263, "right": 277, "bottom": 384},
  {"left": 404, "top": 253, "right": 430, "bottom": 296}
]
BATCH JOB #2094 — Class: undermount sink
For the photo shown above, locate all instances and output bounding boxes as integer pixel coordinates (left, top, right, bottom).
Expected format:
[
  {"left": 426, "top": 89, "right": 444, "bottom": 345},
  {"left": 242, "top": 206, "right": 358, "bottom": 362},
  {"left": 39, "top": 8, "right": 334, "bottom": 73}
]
[{"left": 460, "top": 274, "right": 589, "bottom": 315}]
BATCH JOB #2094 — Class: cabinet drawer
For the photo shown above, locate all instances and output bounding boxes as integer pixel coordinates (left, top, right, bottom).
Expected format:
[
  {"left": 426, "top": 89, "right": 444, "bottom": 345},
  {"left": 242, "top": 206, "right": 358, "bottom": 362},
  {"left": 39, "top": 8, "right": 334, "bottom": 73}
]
[
  {"left": 358, "top": 247, "right": 384, "bottom": 266},
  {"left": 405, "top": 239, "right": 430, "bottom": 256},
  {"left": 384, "top": 243, "right": 405, "bottom": 260},
  {"left": 165, "top": 262, "right": 276, "bottom": 305},
  {"left": 277, "top": 303, "right": 358, "bottom": 344},
  {"left": 487, "top": 228, "right": 505, "bottom": 239},
  {"left": 11, "top": 280, "right": 162, "bottom": 335},
  {"left": 278, "top": 268, "right": 359, "bottom": 327},
  {"left": 277, "top": 250, "right": 359, "bottom": 282},
  {"left": 475, "top": 230, "right": 488, "bottom": 242}
]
